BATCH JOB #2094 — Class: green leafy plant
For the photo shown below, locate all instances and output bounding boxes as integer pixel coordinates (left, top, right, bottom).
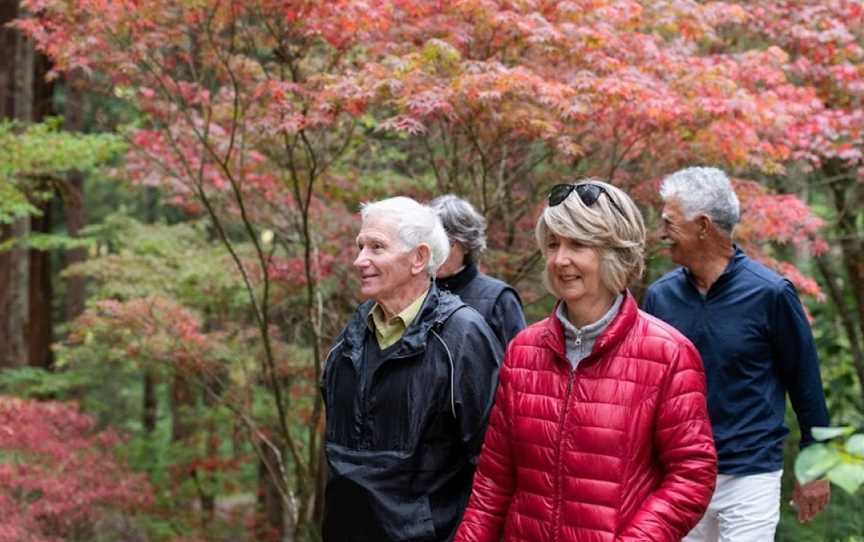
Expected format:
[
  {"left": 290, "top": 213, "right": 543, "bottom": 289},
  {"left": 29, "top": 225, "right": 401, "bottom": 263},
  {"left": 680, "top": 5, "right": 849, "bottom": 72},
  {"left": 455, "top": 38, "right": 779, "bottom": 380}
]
[{"left": 795, "top": 426, "right": 864, "bottom": 495}]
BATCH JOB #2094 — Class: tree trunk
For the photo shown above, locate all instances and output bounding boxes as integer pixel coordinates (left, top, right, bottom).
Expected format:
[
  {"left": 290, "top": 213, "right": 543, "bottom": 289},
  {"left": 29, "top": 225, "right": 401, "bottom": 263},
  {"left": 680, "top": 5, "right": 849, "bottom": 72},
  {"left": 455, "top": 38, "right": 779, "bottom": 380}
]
[
  {"left": 171, "top": 374, "right": 195, "bottom": 441},
  {"left": 0, "top": 1, "right": 17, "bottom": 117},
  {"left": 0, "top": 228, "right": 12, "bottom": 364},
  {"left": 63, "top": 73, "right": 88, "bottom": 322},
  {"left": 257, "top": 444, "right": 286, "bottom": 541},
  {"left": 143, "top": 373, "right": 158, "bottom": 432},
  {"left": 5, "top": 219, "right": 31, "bottom": 368},
  {"left": 815, "top": 254, "right": 864, "bottom": 404},
  {"left": 199, "top": 371, "right": 224, "bottom": 529},
  {"left": 0, "top": 2, "right": 13, "bottom": 363},
  {"left": 0, "top": 1, "right": 45, "bottom": 368},
  {"left": 1, "top": 3, "right": 35, "bottom": 367},
  {"left": 28, "top": 202, "right": 52, "bottom": 368},
  {"left": 824, "top": 163, "right": 864, "bottom": 406},
  {"left": 26, "top": 14, "right": 55, "bottom": 369},
  {"left": 142, "top": 188, "right": 160, "bottom": 432}
]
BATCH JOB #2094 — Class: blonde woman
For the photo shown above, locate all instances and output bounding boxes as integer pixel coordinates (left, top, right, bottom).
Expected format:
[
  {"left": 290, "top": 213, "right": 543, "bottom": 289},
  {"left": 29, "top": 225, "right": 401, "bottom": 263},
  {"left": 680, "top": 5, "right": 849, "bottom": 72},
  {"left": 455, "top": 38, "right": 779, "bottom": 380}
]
[{"left": 454, "top": 181, "right": 717, "bottom": 542}]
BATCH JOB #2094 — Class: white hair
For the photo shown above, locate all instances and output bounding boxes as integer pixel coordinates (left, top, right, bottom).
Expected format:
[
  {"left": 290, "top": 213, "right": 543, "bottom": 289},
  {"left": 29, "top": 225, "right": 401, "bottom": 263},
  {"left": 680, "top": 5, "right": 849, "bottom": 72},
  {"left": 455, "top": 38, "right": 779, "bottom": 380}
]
[
  {"left": 429, "top": 194, "right": 487, "bottom": 265},
  {"left": 360, "top": 197, "right": 450, "bottom": 276},
  {"left": 660, "top": 167, "right": 741, "bottom": 234}
]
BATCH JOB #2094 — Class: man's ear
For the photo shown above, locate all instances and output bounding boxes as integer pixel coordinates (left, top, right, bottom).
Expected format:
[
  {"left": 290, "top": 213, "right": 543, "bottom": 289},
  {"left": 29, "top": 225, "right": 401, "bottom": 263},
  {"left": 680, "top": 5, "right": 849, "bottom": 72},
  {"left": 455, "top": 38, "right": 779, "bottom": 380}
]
[
  {"left": 411, "top": 244, "right": 431, "bottom": 275},
  {"left": 696, "top": 214, "right": 713, "bottom": 237}
]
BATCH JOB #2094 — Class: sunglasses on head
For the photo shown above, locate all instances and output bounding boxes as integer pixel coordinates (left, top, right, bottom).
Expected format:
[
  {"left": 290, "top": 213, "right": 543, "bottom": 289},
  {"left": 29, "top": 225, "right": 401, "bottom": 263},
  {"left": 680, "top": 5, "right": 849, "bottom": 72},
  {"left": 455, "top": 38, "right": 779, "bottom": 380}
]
[{"left": 548, "top": 183, "right": 626, "bottom": 217}]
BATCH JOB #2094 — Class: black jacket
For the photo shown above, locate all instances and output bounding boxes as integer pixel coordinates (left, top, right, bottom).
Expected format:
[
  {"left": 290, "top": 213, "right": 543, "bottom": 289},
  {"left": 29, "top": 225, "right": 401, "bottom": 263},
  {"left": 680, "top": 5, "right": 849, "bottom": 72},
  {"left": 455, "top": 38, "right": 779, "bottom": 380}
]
[
  {"left": 436, "top": 264, "right": 526, "bottom": 349},
  {"left": 321, "top": 285, "right": 503, "bottom": 542}
]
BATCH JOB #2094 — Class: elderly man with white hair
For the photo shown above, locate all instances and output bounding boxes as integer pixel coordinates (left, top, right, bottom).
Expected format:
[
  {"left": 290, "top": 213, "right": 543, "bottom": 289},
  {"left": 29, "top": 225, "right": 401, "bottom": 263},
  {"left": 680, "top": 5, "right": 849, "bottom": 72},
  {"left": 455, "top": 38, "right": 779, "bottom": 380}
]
[
  {"left": 321, "top": 196, "right": 503, "bottom": 542},
  {"left": 643, "top": 167, "right": 831, "bottom": 541}
]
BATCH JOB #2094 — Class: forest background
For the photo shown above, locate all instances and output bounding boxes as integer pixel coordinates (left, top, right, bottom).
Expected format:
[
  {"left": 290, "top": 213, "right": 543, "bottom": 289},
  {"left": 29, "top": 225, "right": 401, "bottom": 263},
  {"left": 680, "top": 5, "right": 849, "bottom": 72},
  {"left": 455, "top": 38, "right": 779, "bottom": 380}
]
[{"left": 1, "top": 0, "right": 863, "bottom": 541}]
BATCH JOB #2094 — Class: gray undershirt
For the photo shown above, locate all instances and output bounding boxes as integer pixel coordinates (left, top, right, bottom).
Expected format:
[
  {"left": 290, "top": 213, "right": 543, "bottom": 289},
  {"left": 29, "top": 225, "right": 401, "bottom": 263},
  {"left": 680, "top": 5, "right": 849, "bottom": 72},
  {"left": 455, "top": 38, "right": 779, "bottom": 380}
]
[{"left": 556, "top": 294, "right": 624, "bottom": 370}]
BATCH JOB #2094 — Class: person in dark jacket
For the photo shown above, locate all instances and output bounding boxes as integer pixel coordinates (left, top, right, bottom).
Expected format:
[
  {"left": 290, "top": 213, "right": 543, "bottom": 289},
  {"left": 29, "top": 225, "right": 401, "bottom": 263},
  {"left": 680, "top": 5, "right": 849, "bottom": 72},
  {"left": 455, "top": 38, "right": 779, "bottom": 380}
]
[
  {"left": 643, "top": 167, "right": 831, "bottom": 540},
  {"left": 430, "top": 195, "right": 527, "bottom": 349},
  {"left": 454, "top": 180, "right": 716, "bottom": 542},
  {"left": 321, "top": 196, "right": 503, "bottom": 542}
]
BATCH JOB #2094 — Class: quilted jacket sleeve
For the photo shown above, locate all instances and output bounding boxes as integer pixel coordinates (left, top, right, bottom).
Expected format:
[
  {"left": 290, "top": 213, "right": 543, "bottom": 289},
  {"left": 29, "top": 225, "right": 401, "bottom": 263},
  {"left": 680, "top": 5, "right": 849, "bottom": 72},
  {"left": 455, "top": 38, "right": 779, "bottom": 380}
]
[
  {"left": 615, "top": 340, "right": 718, "bottom": 542},
  {"left": 453, "top": 342, "right": 518, "bottom": 542}
]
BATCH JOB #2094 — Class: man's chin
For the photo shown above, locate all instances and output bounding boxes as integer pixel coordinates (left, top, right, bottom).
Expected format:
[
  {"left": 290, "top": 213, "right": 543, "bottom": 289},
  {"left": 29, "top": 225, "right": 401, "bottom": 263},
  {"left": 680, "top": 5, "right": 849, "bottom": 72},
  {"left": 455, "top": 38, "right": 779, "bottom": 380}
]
[
  {"left": 359, "top": 286, "right": 379, "bottom": 300},
  {"left": 668, "top": 247, "right": 686, "bottom": 265}
]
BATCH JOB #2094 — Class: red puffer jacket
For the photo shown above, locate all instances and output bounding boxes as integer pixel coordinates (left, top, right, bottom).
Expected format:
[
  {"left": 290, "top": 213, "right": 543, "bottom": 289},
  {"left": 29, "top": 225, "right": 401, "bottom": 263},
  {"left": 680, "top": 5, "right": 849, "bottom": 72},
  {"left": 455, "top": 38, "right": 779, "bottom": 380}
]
[{"left": 454, "top": 293, "right": 717, "bottom": 542}]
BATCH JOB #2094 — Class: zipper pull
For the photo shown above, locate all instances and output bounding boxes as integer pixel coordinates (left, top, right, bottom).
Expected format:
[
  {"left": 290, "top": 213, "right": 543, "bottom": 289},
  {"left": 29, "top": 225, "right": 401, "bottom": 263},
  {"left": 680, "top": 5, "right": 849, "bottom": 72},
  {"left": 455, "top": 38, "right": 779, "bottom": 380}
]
[{"left": 574, "top": 331, "right": 582, "bottom": 347}]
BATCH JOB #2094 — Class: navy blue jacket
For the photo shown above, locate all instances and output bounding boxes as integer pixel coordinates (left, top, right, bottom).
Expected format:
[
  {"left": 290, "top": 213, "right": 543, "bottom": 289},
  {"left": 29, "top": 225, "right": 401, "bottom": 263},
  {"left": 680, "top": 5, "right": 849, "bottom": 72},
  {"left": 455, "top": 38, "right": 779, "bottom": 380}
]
[
  {"left": 643, "top": 248, "right": 829, "bottom": 474},
  {"left": 436, "top": 264, "right": 526, "bottom": 349}
]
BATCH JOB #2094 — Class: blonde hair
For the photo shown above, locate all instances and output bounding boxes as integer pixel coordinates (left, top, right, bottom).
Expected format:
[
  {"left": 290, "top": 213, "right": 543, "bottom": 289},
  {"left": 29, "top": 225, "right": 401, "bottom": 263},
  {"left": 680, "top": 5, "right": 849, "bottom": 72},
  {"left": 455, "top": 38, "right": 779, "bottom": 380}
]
[{"left": 535, "top": 179, "right": 646, "bottom": 294}]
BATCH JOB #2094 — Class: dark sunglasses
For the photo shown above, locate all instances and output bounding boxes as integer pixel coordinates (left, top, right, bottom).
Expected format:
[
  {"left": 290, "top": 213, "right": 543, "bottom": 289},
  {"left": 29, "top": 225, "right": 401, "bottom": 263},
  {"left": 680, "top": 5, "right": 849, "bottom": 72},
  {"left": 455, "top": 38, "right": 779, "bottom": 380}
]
[{"left": 548, "top": 183, "right": 626, "bottom": 217}]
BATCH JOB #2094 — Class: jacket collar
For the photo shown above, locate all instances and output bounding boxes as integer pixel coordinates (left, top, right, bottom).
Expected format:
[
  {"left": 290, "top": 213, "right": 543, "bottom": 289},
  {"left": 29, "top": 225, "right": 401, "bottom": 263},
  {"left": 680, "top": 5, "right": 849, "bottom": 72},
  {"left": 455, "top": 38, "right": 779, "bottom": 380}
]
[
  {"left": 541, "top": 290, "right": 639, "bottom": 367},
  {"left": 436, "top": 262, "right": 479, "bottom": 293},
  {"left": 682, "top": 245, "right": 746, "bottom": 294},
  {"left": 341, "top": 283, "right": 466, "bottom": 363}
]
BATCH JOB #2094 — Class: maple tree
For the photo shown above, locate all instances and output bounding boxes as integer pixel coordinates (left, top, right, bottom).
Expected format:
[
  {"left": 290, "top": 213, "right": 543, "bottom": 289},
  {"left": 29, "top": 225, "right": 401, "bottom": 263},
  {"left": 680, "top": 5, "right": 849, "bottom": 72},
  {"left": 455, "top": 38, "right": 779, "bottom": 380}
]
[
  {"left": 18, "top": 0, "right": 389, "bottom": 536},
  {"left": 745, "top": 0, "right": 864, "bottom": 407},
  {"left": 356, "top": 0, "right": 829, "bottom": 297},
  {"left": 14, "top": 0, "right": 850, "bottom": 537},
  {"left": 0, "top": 397, "right": 152, "bottom": 542},
  {"left": 55, "top": 215, "right": 318, "bottom": 539}
]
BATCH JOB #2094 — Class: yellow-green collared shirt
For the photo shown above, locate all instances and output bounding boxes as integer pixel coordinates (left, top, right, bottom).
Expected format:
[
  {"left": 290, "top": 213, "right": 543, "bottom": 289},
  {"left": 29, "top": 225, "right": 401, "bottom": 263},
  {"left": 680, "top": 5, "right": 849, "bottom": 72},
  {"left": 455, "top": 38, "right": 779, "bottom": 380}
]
[{"left": 367, "top": 289, "right": 429, "bottom": 349}]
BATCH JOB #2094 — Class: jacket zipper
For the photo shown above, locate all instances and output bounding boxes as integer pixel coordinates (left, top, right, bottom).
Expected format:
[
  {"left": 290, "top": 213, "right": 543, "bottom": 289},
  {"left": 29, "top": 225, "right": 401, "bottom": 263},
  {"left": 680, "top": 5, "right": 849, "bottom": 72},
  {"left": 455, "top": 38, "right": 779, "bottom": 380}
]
[
  {"left": 552, "top": 367, "right": 576, "bottom": 542},
  {"left": 358, "top": 350, "right": 421, "bottom": 447}
]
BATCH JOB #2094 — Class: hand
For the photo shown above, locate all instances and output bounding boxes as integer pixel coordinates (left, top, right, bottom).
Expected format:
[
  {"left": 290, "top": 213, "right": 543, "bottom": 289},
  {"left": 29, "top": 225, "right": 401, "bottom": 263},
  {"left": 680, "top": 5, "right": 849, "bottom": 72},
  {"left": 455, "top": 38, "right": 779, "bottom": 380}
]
[{"left": 792, "top": 479, "right": 830, "bottom": 523}]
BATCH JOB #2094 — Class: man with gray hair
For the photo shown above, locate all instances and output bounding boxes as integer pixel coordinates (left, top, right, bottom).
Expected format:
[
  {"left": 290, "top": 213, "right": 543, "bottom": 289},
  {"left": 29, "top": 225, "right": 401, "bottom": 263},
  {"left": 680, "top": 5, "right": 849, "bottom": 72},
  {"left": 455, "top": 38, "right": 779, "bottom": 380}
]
[
  {"left": 321, "top": 196, "right": 503, "bottom": 542},
  {"left": 643, "top": 167, "right": 830, "bottom": 541},
  {"left": 431, "top": 195, "right": 527, "bottom": 349}
]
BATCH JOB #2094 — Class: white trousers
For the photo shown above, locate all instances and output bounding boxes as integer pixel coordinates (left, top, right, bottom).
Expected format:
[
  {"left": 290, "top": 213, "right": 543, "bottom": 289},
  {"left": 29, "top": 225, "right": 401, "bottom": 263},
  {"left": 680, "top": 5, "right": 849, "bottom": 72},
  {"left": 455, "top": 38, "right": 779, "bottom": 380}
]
[{"left": 683, "top": 470, "right": 783, "bottom": 542}]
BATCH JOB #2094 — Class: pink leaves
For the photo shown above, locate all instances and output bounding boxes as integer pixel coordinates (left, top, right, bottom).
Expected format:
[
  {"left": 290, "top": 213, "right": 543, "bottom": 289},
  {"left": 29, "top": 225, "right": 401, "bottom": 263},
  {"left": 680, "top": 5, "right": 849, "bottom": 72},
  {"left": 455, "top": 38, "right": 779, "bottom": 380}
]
[
  {"left": 268, "top": 253, "right": 336, "bottom": 287},
  {"left": 745, "top": 193, "right": 825, "bottom": 247},
  {"left": 749, "top": 0, "right": 864, "bottom": 172},
  {"left": 407, "top": 89, "right": 455, "bottom": 117},
  {"left": 83, "top": 296, "right": 211, "bottom": 370},
  {"left": 733, "top": 179, "right": 827, "bottom": 297},
  {"left": 378, "top": 115, "right": 428, "bottom": 134},
  {"left": 0, "top": 398, "right": 152, "bottom": 540}
]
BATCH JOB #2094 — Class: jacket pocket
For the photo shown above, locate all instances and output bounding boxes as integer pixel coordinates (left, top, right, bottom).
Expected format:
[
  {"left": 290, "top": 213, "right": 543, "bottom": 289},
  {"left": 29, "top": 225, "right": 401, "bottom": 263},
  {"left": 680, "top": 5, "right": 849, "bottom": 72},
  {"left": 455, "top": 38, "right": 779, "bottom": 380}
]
[{"left": 372, "top": 492, "right": 436, "bottom": 541}]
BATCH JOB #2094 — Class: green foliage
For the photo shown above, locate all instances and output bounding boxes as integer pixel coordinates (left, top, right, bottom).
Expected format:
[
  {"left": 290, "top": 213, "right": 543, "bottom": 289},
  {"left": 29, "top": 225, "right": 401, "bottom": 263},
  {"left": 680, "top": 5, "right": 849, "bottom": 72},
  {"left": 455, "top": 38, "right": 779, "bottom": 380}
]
[
  {"left": 46, "top": 209, "right": 306, "bottom": 539},
  {"left": 0, "top": 117, "right": 125, "bottom": 183},
  {"left": 0, "top": 117, "right": 126, "bottom": 251},
  {"left": 0, "top": 220, "right": 98, "bottom": 255},
  {"left": 795, "top": 426, "right": 864, "bottom": 495},
  {"left": 0, "top": 179, "right": 40, "bottom": 224},
  {"left": 0, "top": 366, "right": 94, "bottom": 400},
  {"left": 64, "top": 213, "right": 247, "bottom": 312}
]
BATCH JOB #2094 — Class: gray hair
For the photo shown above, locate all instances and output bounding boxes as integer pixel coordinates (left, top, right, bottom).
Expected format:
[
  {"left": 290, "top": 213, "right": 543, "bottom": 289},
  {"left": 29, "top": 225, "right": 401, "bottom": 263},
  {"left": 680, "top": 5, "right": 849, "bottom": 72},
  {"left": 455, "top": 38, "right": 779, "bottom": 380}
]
[
  {"left": 660, "top": 167, "right": 740, "bottom": 234},
  {"left": 360, "top": 196, "right": 450, "bottom": 276},
  {"left": 429, "top": 194, "right": 487, "bottom": 265},
  {"left": 535, "top": 179, "right": 646, "bottom": 294}
]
